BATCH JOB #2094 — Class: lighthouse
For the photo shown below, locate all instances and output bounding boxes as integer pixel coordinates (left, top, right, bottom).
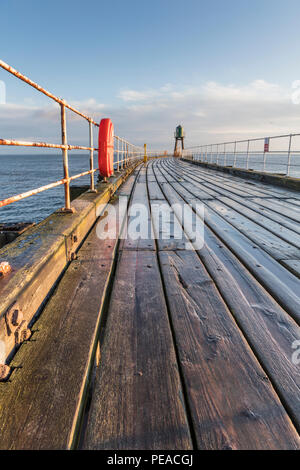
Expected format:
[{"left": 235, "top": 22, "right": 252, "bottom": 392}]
[{"left": 174, "top": 125, "right": 185, "bottom": 156}]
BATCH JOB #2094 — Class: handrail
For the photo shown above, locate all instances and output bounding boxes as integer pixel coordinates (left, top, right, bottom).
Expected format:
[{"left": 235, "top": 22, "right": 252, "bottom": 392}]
[
  {"left": 185, "top": 133, "right": 300, "bottom": 149},
  {"left": 0, "top": 60, "right": 99, "bottom": 126},
  {"left": 0, "top": 60, "right": 152, "bottom": 211},
  {"left": 183, "top": 133, "right": 300, "bottom": 177}
]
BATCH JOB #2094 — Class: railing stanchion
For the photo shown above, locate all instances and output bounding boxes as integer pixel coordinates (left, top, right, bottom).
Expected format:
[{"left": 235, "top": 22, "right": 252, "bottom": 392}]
[
  {"left": 233, "top": 142, "right": 237, "bottom": 168},
  {"left": 60, "top": 102, "right": 72, "bottom": 212},
  {"left": 246, "top": 140, "right": 250, "bottom": 170},
  {"left": 287, "top": 134, "right": 292, "bottom": 176},
  {"left": 117, "top": 138, "right": 120, "bottom": 172},
  {"left": 263, "top": 139, "right": 267, "bottom": 172}
]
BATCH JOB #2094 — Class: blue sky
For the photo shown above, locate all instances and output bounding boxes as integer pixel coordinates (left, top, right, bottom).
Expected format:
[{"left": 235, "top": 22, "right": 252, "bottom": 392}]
[{"left": 1, "top": 0, "right": 300, "bottom": 150}]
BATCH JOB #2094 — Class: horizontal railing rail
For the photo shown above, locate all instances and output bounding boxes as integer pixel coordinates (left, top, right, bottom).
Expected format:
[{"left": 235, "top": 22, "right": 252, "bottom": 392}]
[
  {"left": 0, "top": 60, "right": 164, "bottom": 211},
  {"left": 183, "top": 133, "right": 300, "bottom": 177}
]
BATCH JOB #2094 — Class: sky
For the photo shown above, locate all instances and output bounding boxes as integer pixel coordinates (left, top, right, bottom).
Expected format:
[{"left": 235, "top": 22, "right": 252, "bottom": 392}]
[{"left": 1, "top": 0, "right": 300, "bottom": 152}]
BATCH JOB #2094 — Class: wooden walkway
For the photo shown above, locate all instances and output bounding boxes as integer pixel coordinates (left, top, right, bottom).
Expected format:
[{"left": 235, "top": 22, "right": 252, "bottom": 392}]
[{"left": 0, "top": 157, "right": 300, "bottom": 450}]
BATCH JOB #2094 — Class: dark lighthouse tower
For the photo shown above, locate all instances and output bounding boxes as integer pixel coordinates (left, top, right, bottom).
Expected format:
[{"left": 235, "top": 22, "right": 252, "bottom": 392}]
[{"left": 174, "top": 125, "right": 185, "bottom": 156}]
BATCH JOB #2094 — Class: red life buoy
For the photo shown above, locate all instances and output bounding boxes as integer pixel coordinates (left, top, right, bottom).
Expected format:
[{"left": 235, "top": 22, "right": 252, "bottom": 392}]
[{"left": 98, "top": 118, "right": 114, "bottom": 178}]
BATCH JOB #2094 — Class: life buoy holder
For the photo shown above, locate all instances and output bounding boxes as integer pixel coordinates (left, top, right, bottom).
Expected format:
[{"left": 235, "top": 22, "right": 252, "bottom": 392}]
[{"left": 98, "top": 118, "right": 114, "bottom": 178}]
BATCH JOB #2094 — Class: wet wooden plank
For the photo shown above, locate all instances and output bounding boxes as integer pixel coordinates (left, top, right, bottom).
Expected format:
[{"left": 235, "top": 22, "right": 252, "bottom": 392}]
[
  {"left": 159, "top": 250, "right": 300, "bottom": 450},
  {"left": 83, "top": 250, "right": 192, "bottom": 450}
]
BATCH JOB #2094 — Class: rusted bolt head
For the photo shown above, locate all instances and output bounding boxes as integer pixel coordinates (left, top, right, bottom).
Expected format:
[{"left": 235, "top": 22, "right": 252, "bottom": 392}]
[
  {"left": 0, "top": 364, "right": 10, "bottom": 381},
  {"left": 14, "top": 321, "right": 31, "bottom": 345},
  {"left": 7, "top": 308, "right": 23, "bottom": 328},
  {"left": 20, "top": 328, "right": 31, "bottom": 343}
]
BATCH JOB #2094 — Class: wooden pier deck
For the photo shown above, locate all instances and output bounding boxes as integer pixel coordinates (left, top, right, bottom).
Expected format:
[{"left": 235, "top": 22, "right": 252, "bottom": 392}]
[{"left": 0, "top": 157, "right": 300, "bottom": 450}]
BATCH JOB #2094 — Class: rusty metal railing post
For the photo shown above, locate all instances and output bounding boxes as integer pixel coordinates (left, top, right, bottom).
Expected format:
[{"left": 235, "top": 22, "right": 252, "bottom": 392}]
[
  {"left": 89, "top": 121, "right": 96, "bottom": 192},
  {"left": 246, "top": 140, "right": 250, "bottom": 169},
  {"left": 122, "top": 141, "right": 125, "bottom": 169},
  {"left": 233, "top": 141, "right": 237, "bottom": 168},
  {"left": 287, "top": 134, "right": 292, "bottom": 176},
  {"left": 117, "top": 138, "right": 120, "bottom": 172},
  {"left": 60, "top": 102, "right": 72, "bottom": 212}
]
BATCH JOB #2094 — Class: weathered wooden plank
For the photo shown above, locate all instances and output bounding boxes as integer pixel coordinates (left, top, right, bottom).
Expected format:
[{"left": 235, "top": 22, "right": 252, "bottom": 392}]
[
  {"left": 119, "top": 177, "right": 156, "bottom": 251},
  {"left": 173, "top": 160, "right": 300, "bottom": 199},
  {"left": 0, "top": 235, "right": 117, "bottom": 449},
  {"left": 150, "top": 200, "right": 193, "bottom": 251},
  {"left": 167, "top": 159, "right": 295, "bottom": 203},
  {"left": 251, "top": 198, "right": 300, "bottom": 223},
  {"left": 196, "top": 227, "right": 300, "bottom": 429},
  {"left": 167, "top": 161, "right": 300, "bottom": 209},
  {"left": 0, "top": 174, "right": 138, "bottom": 450},
  {"left": 206, "top": 199, "right": 300, "bottom": 260},
  {"left": 168, "top": 166, "right": 300, "bottom": 236},
  {"left": 83, "top": 250, "right": 192, "bottom": 450},
  {"left": 171, "top": 182, "right": 216, "bottom": 200},
  {"left": 286, "top": 199, "right": 300, "bottom": 207},
  {"left": 116, "top": 168, "right": 141, "bottom": 197},
  {"left": 283, "top": 260, "right": 300, "bottom": 277},
  {"left": 154, "top": 160, "right": 300, "bottom": 431},
  {"left": 154, "top": 161, "right": 300, "bottom": 323},
  {"left": 159, "top": 250, "right": 300, "bottom": 450},
  {"left": 164, "top": 160, "right": 269, "bottom": 198},
  {"left": 147, "top": 178, "right": 165, "bottom": 200},
  {"left": 215, "top": 196, "right": 300, "bottom": 238}
]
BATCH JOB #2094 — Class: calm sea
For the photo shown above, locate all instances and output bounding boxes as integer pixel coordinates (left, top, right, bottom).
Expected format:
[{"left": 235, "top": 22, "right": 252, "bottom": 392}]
[
  {"left": 0, "top": 153, "right": 299, "bottom": 224},
  {"left": 0, "top": 153, "right": 98, "bottom": 224}
]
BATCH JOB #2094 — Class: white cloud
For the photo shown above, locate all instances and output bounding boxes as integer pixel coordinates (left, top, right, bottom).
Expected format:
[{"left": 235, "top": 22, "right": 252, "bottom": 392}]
[{"left": 1, "top": 79, "right": 300, "bottom": 151}]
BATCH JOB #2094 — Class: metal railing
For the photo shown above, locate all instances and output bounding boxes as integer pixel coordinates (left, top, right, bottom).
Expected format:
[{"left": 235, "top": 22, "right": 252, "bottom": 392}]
[
  {"left": 182, "top": 133, "right": 300, "bottom": 178},
  {"left": 0, "top": 60, "right": 159, "bottom": 212}
]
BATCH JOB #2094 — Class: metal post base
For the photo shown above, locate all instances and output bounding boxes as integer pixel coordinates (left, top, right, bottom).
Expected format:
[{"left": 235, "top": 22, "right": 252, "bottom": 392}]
[{"left": 58, "top": 207, "right": 76, "bottom": 214}]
